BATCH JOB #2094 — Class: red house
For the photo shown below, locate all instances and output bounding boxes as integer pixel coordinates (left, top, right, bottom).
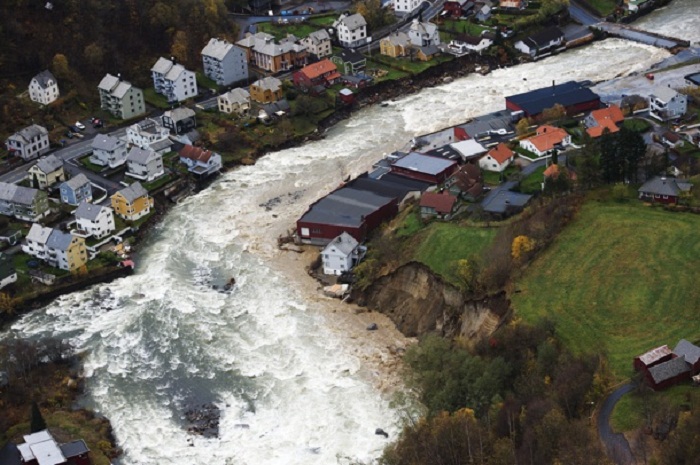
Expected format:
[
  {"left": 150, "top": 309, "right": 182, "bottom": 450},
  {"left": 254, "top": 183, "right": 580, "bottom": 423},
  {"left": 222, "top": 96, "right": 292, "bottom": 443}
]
[
  {"left": 297, "top": 187, "right": 398, "bottom": 245},
  {"left": 293, "top": 59, "right": 341, "bottom": 90},
  {"left": 390, "top": 152, "right": 458, "bottom": 185},
  {"left": 638, "top": 176, "right": 693, "bottom": 205},
  {"left": 634, "top": 345, "right": 673, "bottom": 373},
  {"left": 646, "top": 356, "right": 691, "bottom": 391},
  {"left": 14, "top": 430, "right": 91, "bottom": 465},
  {"left": 420, "top": 192, "right": 458, "bottom": 219}
]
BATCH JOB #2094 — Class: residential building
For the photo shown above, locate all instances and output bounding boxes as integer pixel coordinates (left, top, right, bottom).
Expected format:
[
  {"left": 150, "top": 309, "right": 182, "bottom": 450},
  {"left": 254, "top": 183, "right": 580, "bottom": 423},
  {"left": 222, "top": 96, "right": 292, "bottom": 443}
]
[
  {"left": 151, "top": 57, "right": 198, "bottom": 103},
  {"left": 394, "top": 0, "right": 422, "bottom": 14},
  {"left": 638, "top": 176, "right": 692, "bottom": 204},
  {"left": 14, "top": 430, "right": 91, "bottom": 465},
  {"left": 443, "top": 0, "right": 475, "bottom": 18},
  {"left": 5, "top": 124, "right": 50, "bottom": 161},
  {"left": 126, "top": 147, "right": 164, "bottom": 182},
  {"left": 519, "top": 125, "right": 571, "bottom": 157},
  {"left": 500, "top": 0, "right": 526, "bottom": 8},
  {"left": 201, "top": 38, "right": 248, "bottom": 86},
  {"left": 23, "top": 224, "right": 89, "bottom": 272},
  {"left": 321, "top": 232, "right": 367, "bottom": 275},
  {"left": 634, "top": 345, "right": 674, "bottom": 373},
  {"left": 236, "top": 32, "right": 308, "bottom": 73},
  {"left": 450, "top": 139, "right": 488, "bottom": 162},
  {"left": 218, "top": 88, "right": 251, "bottom": 115},
  {"left": 297, "top": 186, "right": 398, "bottom": 244},
  {"left": 293, "top": 59, "right": 341, "bottom": 90},
  {"left": 390, "top": 152, "right": 459, "bottom": 184},
  {"left": 333, "top": 13, "right": 368, "bottom": 49},
  {"left": 97, "top": 73, "right": 146, "bottom": 120},
  {"left": 0, "top": 253, "right": 17, "bottom": 290},
  {"left": 479, "top": 143, "right": 514, "bottom": 172},
  {"left": 331, "top": 49, "right": 367, "bottom": 75},
  {"left": 111, "top": 182, "right": 153, "bottom": 221},
  {"left": 646, "top": 356, "right": 691, "bottom": 391},
  {"left": 408, "top": 20, "right": 440, "bottom": 47},
  {"left": 585, "top": 104, "right": 625, "bottom": 138},
  {"left": 448, "top": 164, "right": 484, "bottom": 200},
  {"left": 28, "top": 154, "right": 65, "bottom": 189},
  {"left": 250, "top": 77, "right": 284, "bottom": 103},
  {"left": 60, "top": 174, "right": 93, "bottom": 206},
  {"left": 75, "top": 202, "right": 116, "bottom": 239},
  {"left": 301, "top": 29, "right": 333, "bottom": 59},
  {"left": 475, "top": 4, "right": 491, "bottom": 21},
  {"left": 29, "top": 70, "right": 59, "bottom": 105},
  {"left": 380, "top": 32, "right": 411, "bottom": 57},
  {"left": 649, "top": 86, "right": 687, "bottom": 121},
  {"left": 162, "top": 107, "right": 197, "bottom": 135},
  {"left": 416, "top": 45, "right": 440, "bottom": 62},
  {"left": 448, "top": 34, "right": 493, "bottom": 54},
  {"left": 514, "top": 26, "right": 565, "bottom": 58},
  {"left": 0, "top": 182, "right": 49, "bottom": 221},
  {"left": 91, "top": 134, "right": 128, "bottom": 168},
  {"left": 420, "top": 192, "right": 458, "bottom": 219},
  {"left": 179, "top": 145, "right": 222, "bottom": 177},
  {"left": 506, "top": 81, "right": 600, "bottom": 119},
  {"left": 126, "top": 118, "right": 173, "bottom": 154}
]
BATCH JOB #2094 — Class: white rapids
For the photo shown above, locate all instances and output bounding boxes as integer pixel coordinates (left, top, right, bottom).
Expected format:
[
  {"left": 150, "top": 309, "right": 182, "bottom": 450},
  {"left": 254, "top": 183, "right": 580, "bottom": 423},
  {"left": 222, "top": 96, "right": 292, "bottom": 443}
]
[{"left": 2, "top": 11, "right": 694, "bottom": 465}]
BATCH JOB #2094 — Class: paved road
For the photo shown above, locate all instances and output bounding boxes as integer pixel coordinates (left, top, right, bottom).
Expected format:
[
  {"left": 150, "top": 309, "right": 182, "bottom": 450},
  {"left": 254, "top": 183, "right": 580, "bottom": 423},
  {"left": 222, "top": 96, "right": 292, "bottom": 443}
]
[
  {"left": 597, "top": 383, "right": 636, "bottom": 465},
  {"left": 569, "top": 0, "right": 601, "bottom": 26}
]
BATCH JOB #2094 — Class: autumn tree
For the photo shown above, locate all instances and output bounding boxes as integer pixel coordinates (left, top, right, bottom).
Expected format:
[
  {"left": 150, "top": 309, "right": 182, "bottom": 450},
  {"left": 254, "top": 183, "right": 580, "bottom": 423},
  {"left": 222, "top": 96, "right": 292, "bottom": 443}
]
[
  {"left": 516, "top": 117, "right": 532, "bottom": 136},
  {"left": 453, "top": 258, "right": 479, "bottom": 293},
  {"left": 541, "top": 103, "right": 566, "bottom": 123},
  {"left": 354, "top": 0, "right": 395, "bottom": 31},
  {"left": 51, "top": 54, "right": 71, "bottom": 81},
  {"left": 511, "top": 235, "right": 536, "bottom": 262},
  {"left": 83, "top": 43, "right": 105, "bottom": 69}
]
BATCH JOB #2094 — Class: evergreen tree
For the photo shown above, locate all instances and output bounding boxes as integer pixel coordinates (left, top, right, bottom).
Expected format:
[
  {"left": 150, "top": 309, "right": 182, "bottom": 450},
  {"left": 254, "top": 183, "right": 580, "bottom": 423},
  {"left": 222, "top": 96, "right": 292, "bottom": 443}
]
[
  {"left": 30, "top": 401, "right": 47, "bottom": 433},
  {"left": 599, "top": 130, "right": 621, "bottom": 183},
  {"left": 618, "top": 126, "right": 646, "bottom": 183}
]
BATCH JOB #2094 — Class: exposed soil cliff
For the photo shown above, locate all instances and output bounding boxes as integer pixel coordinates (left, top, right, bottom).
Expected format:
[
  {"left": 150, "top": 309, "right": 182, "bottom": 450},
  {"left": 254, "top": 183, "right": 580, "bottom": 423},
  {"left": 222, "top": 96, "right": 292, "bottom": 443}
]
[{"left": 353, "top": 262, "right": 510, "bottom": 339}]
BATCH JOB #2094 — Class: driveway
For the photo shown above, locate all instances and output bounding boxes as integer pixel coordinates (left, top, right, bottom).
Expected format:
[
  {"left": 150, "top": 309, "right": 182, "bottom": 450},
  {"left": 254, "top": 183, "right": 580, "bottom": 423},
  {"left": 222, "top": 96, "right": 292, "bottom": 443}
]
[{"left": 597, "top": 383, "right": 637, "bottom": 465}]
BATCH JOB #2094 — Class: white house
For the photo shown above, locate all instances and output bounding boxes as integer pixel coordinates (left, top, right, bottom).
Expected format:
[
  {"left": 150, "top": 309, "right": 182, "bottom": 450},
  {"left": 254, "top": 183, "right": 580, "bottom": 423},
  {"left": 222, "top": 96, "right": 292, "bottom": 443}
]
[
  {"left": 394, "top": 0, "right": 422, "bottom": 14},
  {"left": 301, "top": 29, "right": 332, "bottom": 59},
  {"left": 519, "top": 125, "right": 571, "bottom": 157},
  {"left": 333, "top": 13, "right": 368, "bottom": 49},
  {"left": 126, "top": 118, "right": 173, "bottom": 154},
  {"left": 126, "top": 147, "right": 164, "bottom": 182},
  {"left": 448, "top": 34, "right": 493, "bottom": 54},
  {"left": 5, "top": 124, "right": 50, "bottom": 161},
  {"left": 91, "top": 134, "right": 128, "bottom": 168},
  {"left": 202, "top": 38, "right": 248, "bottom": 86},
  {"left": 218, "top": 88, "right": 251, "bottom": 115},
  {"left": 151, "top": 57, "right": 198, "bottom": 103},
  {"left": 479, "top": 143, "right": 515, "bottom": 172},
  {"left": 23, "top": 224, "right": 88, "bottom": 272},
  {"left": 29, "top": 70, "right": 59, "bottom": 105},
  {"left": 408, "top": 20, "right": 440, "bottom": 47},
  {"left": 649, "top": 86, "right": 688, "bottom": 121},
  {"left": 75, "top": 202, "right": 116, "bottom": 240},
  {"left": 179, "top": 145, "right": 222, "bottom": 177},
  {"left": 322, "top": 232, "right": 366, "bottom": 275},
  {"left": 514, "top": 26, "right": 564, "bottom": 58},
  {"left": 97, "top": 73, "right": 146, "bottom": 120}
]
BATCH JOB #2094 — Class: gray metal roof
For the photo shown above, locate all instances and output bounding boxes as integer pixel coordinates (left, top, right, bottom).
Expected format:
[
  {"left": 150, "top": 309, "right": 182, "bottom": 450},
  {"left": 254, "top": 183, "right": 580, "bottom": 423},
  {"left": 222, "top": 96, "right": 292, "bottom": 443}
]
[
  {"left": 673, "top": 339, "right": 700, "bottom": 366},
  {"left": 164, "top": 107, "right": 195, "bottom": 122},
  {"left": 323, "top": 231, "right": 359, "bottom": 256},
  {"left": 648, "top": 356, "right": 690, "bottom": 384},
  {"left": 98, "top": 73, "right": 120, "bottom": 91},
  {"left": 150, "top": 138, "right": 174, "bottom": 152},
  {"left": 482, "top": 189, "right": 532, "bottom": 214},
  {"left": 0, "top": 182, "right": 18, "bottom": 202},
  {"left": 409, "top": 20, "right": 438, "bottom": 37},
  {"left": 202, "top": 38, "right": 235, "bottom": 60},
  {"left": 383, "top": 32, "right": 410, "bottom": 47},
  {"left": 10, "top": 185, "right": 41, "bottom": 206},
  {"left": 638, "top": 176, "right": 692, "bottom": 197},
  {"left": 112, "top": 81, "right": 134, "bottom": 99},
  {"left": 650, "top": 86, "right": 680, "bottom": 103},
  {"left": 10, "top": 124, "right": 48, "bottom": 144},
  {"left": 62, "top": 173, "right": 90, "bottom": 190},
  {"left": 75, "top": 202, "right": 110, "bottom": 221},
  {"left": 127, "top": 146, "right": 159, "bottom": 164},
  {"left": 35, "top": 155, "right": 63, "bottom": 174},
  {"left": 59, "top": 440, "right": 89, "bottom": 459},
  {"left": 300, "top": 187, "right": 394, "bottom": 227},
  {"left": 253, "top": 76, "right": 282, "bottom": 92},
  {"left": 457, "top": 109, "right": 513, "bottom": 138},
  {"left": 152, "top": 57, "right": 173, "bottom": 74},
  {"left": 165, "top": 63, "right": 188, "bottom": 81},
  {"left": 305, "top": 29, "right": 331, "bottom": 45},
  {"left": 221, "top": 88, "right": 250, "bottom": 105},
  {"left": 92, "top": 134, "right": 124, "bottom": 152},
  {"left": 26, "top": 223, "right": 52, "bottom": 245},
  {"left": 46, "top": 229, "right": 75, "bottom": 252},
  {"left": 336, "top": 13, "right": 366, "bottom": 31},
  {"left": 392, "top": 152, "right": 456, "bottom": 175},
  {"left": 32, "top": 70, "right": 57, "bottom": 89},
  {"left": 117, "top": 182, "right": 148, "bottom": 203}
]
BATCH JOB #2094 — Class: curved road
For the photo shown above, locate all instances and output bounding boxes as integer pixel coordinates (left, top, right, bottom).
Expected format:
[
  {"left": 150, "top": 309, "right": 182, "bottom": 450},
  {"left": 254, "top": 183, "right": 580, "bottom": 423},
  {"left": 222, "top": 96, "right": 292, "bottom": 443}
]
[{"left": 597, "top": 383, "right": 636, "bottom": 465}]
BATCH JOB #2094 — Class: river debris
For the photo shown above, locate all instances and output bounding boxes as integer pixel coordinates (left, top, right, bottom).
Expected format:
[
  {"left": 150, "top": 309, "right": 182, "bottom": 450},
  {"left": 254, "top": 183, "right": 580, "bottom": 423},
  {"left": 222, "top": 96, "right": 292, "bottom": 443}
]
[{"left": 184, "top": 403, "right": 220, "bottom": 438}]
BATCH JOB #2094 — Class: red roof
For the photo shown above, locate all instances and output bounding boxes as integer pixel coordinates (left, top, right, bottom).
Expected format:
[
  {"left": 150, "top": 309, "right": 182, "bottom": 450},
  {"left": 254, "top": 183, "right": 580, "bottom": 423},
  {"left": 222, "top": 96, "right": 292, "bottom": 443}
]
[
  {"left": 300, "top": 59, "right": 337, "bottom": 80},
  {"left": 487, "top": 143, "right": 514, "bottom": 164},
  {"left": 526, "top": 125, "right": 569, "bottom": 152},
  {"left": 180, "top": 144, "right": 213, "bottom": 163},
  {"left": 420, "top": 192, "right": 457, "bottom": 214},
  {"left": 586, "top": 105, "right": 624, "bottom": 138}
]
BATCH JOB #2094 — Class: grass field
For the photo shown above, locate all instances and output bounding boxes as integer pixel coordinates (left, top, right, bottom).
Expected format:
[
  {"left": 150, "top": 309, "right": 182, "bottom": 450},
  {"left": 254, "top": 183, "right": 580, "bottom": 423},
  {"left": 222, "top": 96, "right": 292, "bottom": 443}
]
[
  {"left": 511, "top": 200, "right": 700, "bottom": 380},
  {"left": 412, "top": 222, "right": 496, "bottom": 285},
  {"left": 611, "top": 384, "right": 697, "bottom": 432}
]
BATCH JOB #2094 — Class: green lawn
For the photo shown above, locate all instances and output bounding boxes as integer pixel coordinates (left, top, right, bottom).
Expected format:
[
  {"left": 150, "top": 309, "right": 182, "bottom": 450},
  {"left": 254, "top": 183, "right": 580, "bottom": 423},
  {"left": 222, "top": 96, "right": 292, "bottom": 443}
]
[
  {"left": 582, "top": 0, "right": 617, "bottom": 16},
  {"left": 256, "top": 14, "right": 337, "bottom": 41},
  {"left": 412, "top": 222, "right": 496, "bottom": 285},
  {"left": 623, "top": 118, "right": 652, "bottom": 133},
  {"left": 143, "top": 88, "right": 170, "bottom": 110},
  {"left": 512, "top": 201, "right": 700, "bottom": 380},
  {"left": 78, "top": 155, "right": 105, "bottom": 173},
  {"left": 440, "top": 20, "right": 489, "bottom": 37},
  {"left": 483, "top": 165, "right": 519, "bottom": 185},
  {"left": 611, "top": 384, "right": 698, "bottom": 432},
  {"left": 518, "top": 165, "right": 545, "bottom": 194},
  {"left": 370, "top": 54, "right": 453, "bottom": 75}
]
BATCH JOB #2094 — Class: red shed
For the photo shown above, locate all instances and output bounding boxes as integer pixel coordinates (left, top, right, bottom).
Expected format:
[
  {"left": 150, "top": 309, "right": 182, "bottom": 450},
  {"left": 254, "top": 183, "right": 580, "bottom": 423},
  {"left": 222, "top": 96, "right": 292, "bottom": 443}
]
[
  {"left": 646, "top": 356, "right": 691, "bottom": 391},
  {"left": 339, "top": 88, "right": 355, "bottom": 105},
  {"left": 390, "top": 152, "right": 458, "bottom": 185},
  {"left": 634, "top": 345, "right": 673, "bottom": 373}
]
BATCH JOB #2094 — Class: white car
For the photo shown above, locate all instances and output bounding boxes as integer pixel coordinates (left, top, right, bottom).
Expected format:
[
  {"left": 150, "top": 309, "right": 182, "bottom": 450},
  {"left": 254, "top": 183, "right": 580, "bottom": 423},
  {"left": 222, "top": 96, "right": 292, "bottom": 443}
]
[{"left": 75, "top": 121, "right": 86, "bottom": 130}]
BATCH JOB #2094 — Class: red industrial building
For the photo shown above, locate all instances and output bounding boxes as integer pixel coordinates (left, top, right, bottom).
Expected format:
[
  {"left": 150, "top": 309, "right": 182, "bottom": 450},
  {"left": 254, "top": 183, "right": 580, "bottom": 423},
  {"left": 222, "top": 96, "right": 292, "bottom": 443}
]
[
  {"left": 634, "top": 345, "right": 673, "bottom": 373},
  {"left": 505, "top": 81, "right": 600, "bottom": 119},
  {"left": 390, "top": 152, "right": 458, "bottom": 185}
]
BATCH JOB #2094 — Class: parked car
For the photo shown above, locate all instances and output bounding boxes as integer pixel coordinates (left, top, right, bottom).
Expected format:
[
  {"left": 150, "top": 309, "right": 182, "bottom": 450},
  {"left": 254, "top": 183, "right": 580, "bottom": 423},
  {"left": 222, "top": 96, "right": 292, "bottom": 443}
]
[
  {"left": 92, "top": 119, "right": 103, "bottom": 128},
  {"left": 75, "top": 121, "right": 86, "bottom": 130},
  {"left": 68, "top": 125, "right": 79, "bottom": 133}
]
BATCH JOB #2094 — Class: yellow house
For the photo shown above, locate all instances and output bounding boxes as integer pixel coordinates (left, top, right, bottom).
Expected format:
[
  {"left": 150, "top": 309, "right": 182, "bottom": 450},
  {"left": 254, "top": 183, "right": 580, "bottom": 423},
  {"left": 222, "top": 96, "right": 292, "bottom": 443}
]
[
  {"left": 250, "top": 76, "right": 284, "bottom": 103},
  {"left": 380, "top": 32, "right": 411, "bottom": 58},
  {"left": 54, "top": 234, "right": 89, "bottom": 272},
  {"left": 28, "top": 154, "right": 65, "bottom": 189},
  {"left": 24, "top": 224, "right": 88, "bottom": 272},
  {"left": 111, "top": 182, "right": 153, "bottom": 221}
]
